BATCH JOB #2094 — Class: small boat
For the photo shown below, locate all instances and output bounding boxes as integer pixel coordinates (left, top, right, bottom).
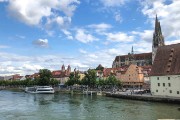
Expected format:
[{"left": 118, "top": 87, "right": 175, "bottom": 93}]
[{"left": 25, "top": 86, "right": 54, "bottom": 94}]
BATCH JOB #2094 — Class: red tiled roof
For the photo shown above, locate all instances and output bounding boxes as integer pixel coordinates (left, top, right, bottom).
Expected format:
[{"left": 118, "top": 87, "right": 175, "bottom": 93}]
[
  {"left": 150, "top": 43, "right": 180, "bottom": 76},
  {"left": 103, "top": 66, "right": 129, "bottom": 77},
  {"left": 51, "top": 70, "right": 70, "bottom": 78}
]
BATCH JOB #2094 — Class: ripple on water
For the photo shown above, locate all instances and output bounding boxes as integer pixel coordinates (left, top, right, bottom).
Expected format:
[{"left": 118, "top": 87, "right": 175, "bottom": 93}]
[{"left": 0, "top": 91, "right": 180, "bottom": 120}]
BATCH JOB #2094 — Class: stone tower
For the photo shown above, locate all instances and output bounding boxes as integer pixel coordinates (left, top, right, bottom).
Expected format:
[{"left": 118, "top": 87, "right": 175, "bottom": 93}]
[
  {"left": 152, "top": 15, "right": 165, "bottom": 64},
  {"left": 61, "top": 64, "right": 65, "bottom": 72},
  {"left": 67, "top": 65, "right": 71, "bottom": 74}
]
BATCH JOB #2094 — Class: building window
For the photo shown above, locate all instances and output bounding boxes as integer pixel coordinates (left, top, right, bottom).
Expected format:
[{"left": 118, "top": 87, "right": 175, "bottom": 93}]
[
  {"left": 168, "top": 77, "right": 170, "bottom": 80},
  {"left": 157, "top": 77, "right": 159, "bottom": 80},
  {"left": 177, "top": 91, "right": 179, "bottom": 94},
  {"left": 169, "top": 90, "right": 172, "bottom": 93},
  {"left": 158, "top": 83, "right": 160, "bottom": 86},
  {"left": 163, "top": 83, "right": 165, "bottom": 87},
  {"left": 168, "top": 83, "right": 171, "bottom": 87},
  {"left": 156, "top": 90, "right": 158, "bottom": 92}
]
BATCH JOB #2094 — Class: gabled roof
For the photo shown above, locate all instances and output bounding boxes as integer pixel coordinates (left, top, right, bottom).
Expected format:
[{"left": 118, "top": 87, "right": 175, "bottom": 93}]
[
  {"left": 150, "top": 43, "right": 180, "bottom": 76},
  {"left": 103, "top": 66, "right": 129, "bottom": 77}
]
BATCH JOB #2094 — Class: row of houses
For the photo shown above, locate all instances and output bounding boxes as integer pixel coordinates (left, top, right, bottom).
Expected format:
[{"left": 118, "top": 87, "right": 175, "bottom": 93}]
[
  {"left": 97, "top": 64, "right": 151, "bottom": 89},
  {"left": 0, "top": 74, "right": 26, "bottom": 81}
]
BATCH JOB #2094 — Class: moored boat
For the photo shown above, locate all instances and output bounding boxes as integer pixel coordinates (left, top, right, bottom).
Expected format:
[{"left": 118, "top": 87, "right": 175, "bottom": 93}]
[{"left": 25, "top": 86, "right": 54, "bottom": 94}]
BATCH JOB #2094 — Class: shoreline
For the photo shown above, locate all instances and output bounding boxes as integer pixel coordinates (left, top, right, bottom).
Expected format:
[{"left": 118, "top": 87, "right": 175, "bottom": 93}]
[
  {"left": 3, "top": 87, "right": 180, "bottom": 105},
  {"left": 106, "top": 92, "right": 180, "bottom": 104}
]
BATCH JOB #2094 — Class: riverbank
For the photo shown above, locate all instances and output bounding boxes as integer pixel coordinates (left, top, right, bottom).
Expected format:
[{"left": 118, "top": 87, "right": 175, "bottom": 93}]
[
  {"left": 106, "top": 92, "right": 180, "bottom": 104},
  {"left": 1, "top": 86, "right": 106, "bottom": 95}
]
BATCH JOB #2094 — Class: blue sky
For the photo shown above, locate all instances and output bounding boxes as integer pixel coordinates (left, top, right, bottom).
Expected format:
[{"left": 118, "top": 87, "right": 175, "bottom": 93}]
[{"left": 0, "top": 0, "right": 180, "bottom": 75}]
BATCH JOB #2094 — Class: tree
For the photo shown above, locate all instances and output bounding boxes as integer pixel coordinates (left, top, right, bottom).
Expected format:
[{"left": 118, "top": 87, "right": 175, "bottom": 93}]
[
  {"left": 96, "top": 78, "right": 105, "bottom": 86},
  {"left": 50, "top": 78, "right": 59, "bottom": 86},
  {"left": 65, "top": 72, "right": 80, "bottom": 86},
  {"left": 106, "top": 74, "right": 122, "bottom": 88},
  {"left": 38, "top": 69, "right": 52, "bottom": 86},
  {"left": 81, "top": 69, "right": 97, "bottom": 87}
]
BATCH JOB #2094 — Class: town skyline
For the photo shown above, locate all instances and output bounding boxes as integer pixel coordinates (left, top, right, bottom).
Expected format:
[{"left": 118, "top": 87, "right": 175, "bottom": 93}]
[{"left": 1, "top": 0, "right": 180, "bottom": 76}]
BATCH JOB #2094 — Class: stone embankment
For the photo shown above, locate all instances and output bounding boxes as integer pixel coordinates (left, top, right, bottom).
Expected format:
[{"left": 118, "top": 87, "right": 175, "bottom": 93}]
[{"left": 106, "top": 92, "right": 180, "bottom": 104}]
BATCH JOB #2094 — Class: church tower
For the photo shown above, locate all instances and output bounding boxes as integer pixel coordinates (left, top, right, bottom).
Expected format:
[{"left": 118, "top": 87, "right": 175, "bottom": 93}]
[
  {"left": 67, "top": 65, "right": 71, "bottom": 74},
  {"left": 61, "top": 64, "right": 65, "bottom": 72},
  {"left": 152, "top": 15, "right": 165, "bottom": 64}
]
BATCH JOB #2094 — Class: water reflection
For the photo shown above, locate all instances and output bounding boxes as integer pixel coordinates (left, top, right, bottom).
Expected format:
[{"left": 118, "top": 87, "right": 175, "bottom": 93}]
[
  {"left": 0, "top": 90, "right": 180, "bottom": 120},
  {"left": 33, "top": 94, "right": 55, "bottom": 105}
]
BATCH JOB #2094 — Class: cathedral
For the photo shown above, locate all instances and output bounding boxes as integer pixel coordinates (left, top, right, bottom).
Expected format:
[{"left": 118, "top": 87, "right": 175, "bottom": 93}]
[{"left": 112, "top": 15, "right": 165, "bottom": 68}]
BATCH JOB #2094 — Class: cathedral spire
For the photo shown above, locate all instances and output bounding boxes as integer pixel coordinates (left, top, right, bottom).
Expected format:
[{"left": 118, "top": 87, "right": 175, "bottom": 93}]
[
  {"left": 152, "top": 15, "right": 165, "bottom": 64},
  {"left": 153, "top": 15, "right": 164, "bottom": 47}
]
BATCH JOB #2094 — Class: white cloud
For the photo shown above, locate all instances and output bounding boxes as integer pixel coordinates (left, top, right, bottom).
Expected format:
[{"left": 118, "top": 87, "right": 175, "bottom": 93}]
[
  {"left": 105, "top": 32, "right": 134, "bottom": 42},
  {"left": 33, "top": 38, "right": 48, "bottom": 48},
  {"left": 21, "top": 64, "right": 43, "bottom": 71},
  {"left": 100, "top": 0, "right": 126, "bottom": 7},
  {"left": 88, "top": 54, "right": 98, "bottom": 59},
  {"left": 107, "top": 48, "right": 120, "bottom": 55},
  {"left": 132, "top": 30, "right": 153, "bottom": 42},
  {"left": 166, "top": 39, "right": 180, "bottom": 45},
  {"left": 16, "top": 35, "right": 26, "bottom": 39},
  {"left": 5, "top": 0, "right": 80, "bottom": 28},
  {"left": 114, "top": 13, "right": 122, "bottom": 23},
  {"left": 0, "top": 45, "right": 10, "bottom": 49},
  {"left": 87, "top": 23, "right": 112, "bottom": 32},
  {"left": 75, "top": 29, "right": 99, "bottom": 43},
  {"left": 140, "top": 0, "right": 180, "bottom": 39},
  {"left": 79, "top": 49, "right": 87, "bottom": 54},
  {"left": 62, "top": 29, "right": 73, "bottom": 40}
]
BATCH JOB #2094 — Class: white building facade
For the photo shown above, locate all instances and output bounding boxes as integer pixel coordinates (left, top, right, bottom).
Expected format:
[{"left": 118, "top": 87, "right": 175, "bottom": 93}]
[{"left": 151, "top": 75, "right": 180, "bottom": 97}]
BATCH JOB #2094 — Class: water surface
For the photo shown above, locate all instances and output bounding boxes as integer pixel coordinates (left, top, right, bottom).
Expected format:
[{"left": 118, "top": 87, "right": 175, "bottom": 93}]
[{"left": 0, "top": 90, "right": 179, "bottom": 120}]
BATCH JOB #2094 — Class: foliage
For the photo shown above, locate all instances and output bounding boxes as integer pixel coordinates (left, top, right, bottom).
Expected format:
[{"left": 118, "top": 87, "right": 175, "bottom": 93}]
[
  {"left": 96, "top": 74, "right": 122, "bottom": 88},
  {"left": 96, "top": 78, "right": 105, "bottom": 86},
  {"left": 65, "top": 72, "right": 80, "bottom": 86},
  {"left": 81, "top": 69, "right": 97, "bottom": 87},
  {"left": 38, "top": 69, "right": 52, "bottom": 86},
  {"left": 49, "top": 78, "right": 59, "bottom": 86},
  {"left": 106, "top": 74, "right": 122, "bottom": 88}
]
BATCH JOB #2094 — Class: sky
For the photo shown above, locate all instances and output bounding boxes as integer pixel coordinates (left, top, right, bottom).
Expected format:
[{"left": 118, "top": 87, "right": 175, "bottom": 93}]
[{"left": 0, "top": 0, "right": 180, "bottom": 76}]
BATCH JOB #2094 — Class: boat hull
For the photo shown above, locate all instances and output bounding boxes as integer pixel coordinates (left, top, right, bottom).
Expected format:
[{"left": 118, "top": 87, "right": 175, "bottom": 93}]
[{"left": 25, "top": 86, "right": 55, "bottom": 94}]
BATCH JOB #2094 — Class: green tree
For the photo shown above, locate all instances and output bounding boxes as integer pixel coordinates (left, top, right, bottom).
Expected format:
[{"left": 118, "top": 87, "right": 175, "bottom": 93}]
[
  {"left": 106, "top": 74, "right": 122, "bottom": 88},
  {"left": 96, "top": 78, "right": 105, "bottom": 86},
  {"left": 38, "top": 69, "right": 52, "bottom": 86},
  {"left": 81, "top": 69, "right": 97, "bottom": 87},
  {"left": 65, "top": 72, "right": 80, "bottom": 86},
  {"left": 50, "top": 78, "right": 59, "bottom": 86}
]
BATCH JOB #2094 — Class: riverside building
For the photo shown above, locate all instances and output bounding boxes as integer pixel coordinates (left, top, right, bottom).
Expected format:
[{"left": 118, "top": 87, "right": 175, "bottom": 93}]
[{"left": 150, "top": 43, "right": 180, "bottom": 97}]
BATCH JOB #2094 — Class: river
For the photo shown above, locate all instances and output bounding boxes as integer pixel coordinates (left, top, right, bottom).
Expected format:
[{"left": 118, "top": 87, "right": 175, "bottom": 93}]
[{"left": 0, "top": 90, "right": 179, "bottom": 120}]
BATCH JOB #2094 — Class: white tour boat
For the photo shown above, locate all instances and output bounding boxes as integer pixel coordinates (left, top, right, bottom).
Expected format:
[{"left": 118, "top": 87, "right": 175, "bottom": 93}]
[{"left": 25, "top": 86, "right": 55, "bottom": 94}]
